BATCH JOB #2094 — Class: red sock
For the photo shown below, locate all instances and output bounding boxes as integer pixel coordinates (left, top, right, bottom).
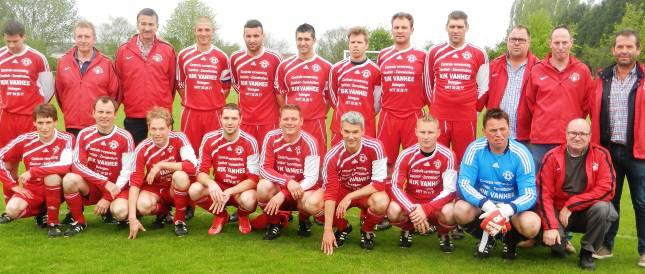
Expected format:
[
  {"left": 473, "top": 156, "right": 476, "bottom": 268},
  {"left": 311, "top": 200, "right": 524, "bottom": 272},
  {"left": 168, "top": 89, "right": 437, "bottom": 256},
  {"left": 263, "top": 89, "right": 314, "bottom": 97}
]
[
  {"left": 268, "top": 213, "right": 282, "bottom": 225},
  {"left": 3, "top": 184, "right": 14, "bottom": 205},
  {"left": 298, "top": 211, "right": 310, "bottom": 222},
  {"left": 391, "top": 218, "right": 414, "bottom": 231},
  {"left": 437, "top": 219, "right": 456, "bottom": 235},
  {"left": 237, "top": 207, "right": 253, "bottom": 218},
  {"left": 335, "top": 217, "right": 348, "bottom": 231},
  {"left": 151, "top": 203, "right": 169, "bottom": 216},
  {"left": 173, "top": 188, "right": 189, "bottom": 223},
  {"left": 195, "top": 196, "right": 214, "bottom": 212},
  {"left": 362, "top": 209, "right": 384, "bottom": 233},
  {"left": 45, "top": 185, "right": 62, "bottom": 225},
  {"left": 64, "top": 192, "right": 86, "bottom": 224}
]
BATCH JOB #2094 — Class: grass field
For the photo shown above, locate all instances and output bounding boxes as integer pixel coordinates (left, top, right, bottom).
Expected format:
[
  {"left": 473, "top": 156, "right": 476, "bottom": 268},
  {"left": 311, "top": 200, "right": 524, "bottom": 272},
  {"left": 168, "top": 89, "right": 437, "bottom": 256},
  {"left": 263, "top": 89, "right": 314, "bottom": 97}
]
[{"left": 0, "top": 93, "right": 642, "bottom": 273}]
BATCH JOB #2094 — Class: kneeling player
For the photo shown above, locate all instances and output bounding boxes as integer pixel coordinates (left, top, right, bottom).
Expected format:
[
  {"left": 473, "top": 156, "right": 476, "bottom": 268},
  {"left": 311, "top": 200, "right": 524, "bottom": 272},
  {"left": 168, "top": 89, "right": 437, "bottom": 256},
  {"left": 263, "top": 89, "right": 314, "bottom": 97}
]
[
  {"left": 0, "top": 104, "right": 74, "bottom": 237},
  {"left": 256, "top": 104, "right": 321, "bottom": 240},
  {"left": 319, "top": 111, "right": 388, "bottom": 255},
  {"left": 127, "top": 107, "right": 198, "bottom": 239},
  {"left": 387, "top": 114, "right": 457, "bottom": 252},
  {"left": 62, "top": 97, "right": 134, "bottom": 236},
  {"left": 453, "top": 109, "right": 540, "bottom": 259},
  {"left": 189, "top": 104, "right": 259, "bottom": 235}
]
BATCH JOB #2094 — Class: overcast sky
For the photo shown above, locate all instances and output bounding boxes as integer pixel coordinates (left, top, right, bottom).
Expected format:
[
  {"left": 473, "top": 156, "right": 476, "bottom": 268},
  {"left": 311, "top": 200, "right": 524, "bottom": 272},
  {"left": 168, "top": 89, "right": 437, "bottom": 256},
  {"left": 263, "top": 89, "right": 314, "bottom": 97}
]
[{"left": 77, "top": 0, "right": 515, "bottom": 52}]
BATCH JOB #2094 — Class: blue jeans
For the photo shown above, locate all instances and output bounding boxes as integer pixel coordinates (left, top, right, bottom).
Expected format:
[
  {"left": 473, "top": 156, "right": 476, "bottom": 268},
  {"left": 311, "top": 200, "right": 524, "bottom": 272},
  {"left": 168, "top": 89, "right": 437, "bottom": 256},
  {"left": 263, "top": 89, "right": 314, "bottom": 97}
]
[
  {"left": 529, "top": 143, "right": 559, "bottom": 172},
  {"left": 603, "top": 143, "right": 645, "bottom": 255}
]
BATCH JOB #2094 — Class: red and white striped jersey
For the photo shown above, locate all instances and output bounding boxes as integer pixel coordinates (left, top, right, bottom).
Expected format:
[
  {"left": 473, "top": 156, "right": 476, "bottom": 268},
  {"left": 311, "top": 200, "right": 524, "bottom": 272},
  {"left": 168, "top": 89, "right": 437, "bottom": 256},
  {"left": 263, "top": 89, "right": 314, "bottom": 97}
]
[
  {"left": 389, "top": 143, "right": 457, "bottom": 214},
  {"left": 198, "top": 129, "right": 260, "bottom": 187},
  {"left": 0, "top": 130, "right": 74, "bottom": 187},
  {"left": 230, "top": 48, "right": 282, "bottom": 126},
  {"left": 322, "top": 136, "right": 387, "bottom": 201},
  {"left": 426, "top": 42, "right": 489, "bottom": 121},
  {"left": 177, "top": 45, "right": 231, "bottom": 110},
  {"left": 275, "top": 55, "right": 331, "bottom": 120},
  {"left": 329, "top": 59, "right": 381, "bottom": 136},
  {"left": 129, "top": 132, "right": 198, "bottom": 188},
  {"left": 377, "top": 46, "right": 427, "bottom": 118},
  {"left": 259, "top": 129, "right": 320, "bottom": 190},
  {"left": 0, "top": 46, "right": 54, "bottom": 115},
  {"left": 71, "top": 125, "right": 135, "bottom": 190}
]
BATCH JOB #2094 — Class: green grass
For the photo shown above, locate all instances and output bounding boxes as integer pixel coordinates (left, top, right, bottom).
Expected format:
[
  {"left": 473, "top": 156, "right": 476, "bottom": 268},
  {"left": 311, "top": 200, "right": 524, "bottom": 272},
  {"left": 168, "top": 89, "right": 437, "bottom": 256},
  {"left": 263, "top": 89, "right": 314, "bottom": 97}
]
[{"left": 0, "top": 93, "right": 642, "bottom": 273}]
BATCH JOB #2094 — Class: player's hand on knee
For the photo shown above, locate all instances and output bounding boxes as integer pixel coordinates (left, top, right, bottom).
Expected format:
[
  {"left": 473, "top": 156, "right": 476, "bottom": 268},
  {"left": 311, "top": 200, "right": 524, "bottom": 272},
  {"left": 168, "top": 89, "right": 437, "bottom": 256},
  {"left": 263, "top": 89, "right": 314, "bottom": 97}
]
[
  {"left": 414, "top": 220, "right": 431, "bottom": 234},
  {"left": 321, "top": 230, "right": 337, "bottom": 255},
  {"left": 105, "top": 182, "right": 119, "bottom": 199},
  {"left": 94, "top": 198, "right": 110, "bottom": 215},
  {"left": 266, "top": 193, "right": 285, "bottom": 215},
  {"left": 11, "top": 186, "right": 33, "bottom": 199},
  {"left": 543, "top": 229, "right": 560, "bottom": 246},
  {"left": 146, "top": 166, "right": 161, "bottom": 184},
  {"left": 287, "top": 180, "right": 303, "bottom": 200},
  {"left": 207, "top": 180, "right": 223, "bottom": 204},
  {"left": 558, "top": 207, "right": 571, "bottom": 228},
  {"left": 18, "top": 171, "right": 32, "bottom": 185},
  {"left": 128, "top": 219, "right": 146, "bottom": 239},
  {"left": 335, "top": 197, "right": 352, "bottom": 219},
  {"left": 409, "top": 205, "right": 427, "bottom": 224}
]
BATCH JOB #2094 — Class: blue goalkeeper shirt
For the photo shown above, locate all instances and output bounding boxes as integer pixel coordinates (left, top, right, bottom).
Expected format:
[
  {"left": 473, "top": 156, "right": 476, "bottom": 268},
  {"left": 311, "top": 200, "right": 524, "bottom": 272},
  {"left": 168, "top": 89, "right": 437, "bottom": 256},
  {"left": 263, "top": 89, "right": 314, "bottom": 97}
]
[{"left": 458, "top": 138, "right": 537, "bottom": 214}]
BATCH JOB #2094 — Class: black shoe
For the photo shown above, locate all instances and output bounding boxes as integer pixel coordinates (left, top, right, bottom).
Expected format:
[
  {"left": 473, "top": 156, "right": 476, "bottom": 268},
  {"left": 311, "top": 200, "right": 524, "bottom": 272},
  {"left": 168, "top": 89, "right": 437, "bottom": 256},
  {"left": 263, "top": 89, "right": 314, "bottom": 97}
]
[
  {"left": 0, "top": 213, "right": 13, "bottom": 224},
  {"left": 360, "top": 231, "right": 375, "bottom": 250},
  {"left": 35, "top": 212, "right": 48, "bottom": 228},
  {"left": 375, "top": 218, "right": 391, "bottom": 231},
  {"left": 151, "top": 214, "right": 169, "bottom": 229},
  {"left": 228, "top": 211, "right": 238, "bottom": 223},
  {"left": 117, "top": 220, "right": 129, "bottom": 229},
  {"left": 334, "top": 224, "right": 353, "bottom": 247},
  {"left": 474, "top": 236, "right": 496, "bottom": 258},
  {"left": 185, "top": 205, "right": 195, "bottom": 221},
  {"left": 48, "top": 224, "right": 63, "bottom": 238},
  {"left": 452, "top": 227, "right": 465, "bottom": 240},
  {"left": 579, "top": 250, "right": 596, "bottom": 270},
  {"left": 551, "top": 240, "right": 568, "bottom": 258},
  {"left": 61, "top": 212, "right": 75, "bottom": 225},
  {"left": 174, "top": 221, "right": 188, "bottom": 237},
  {"left": 101, "top": 211, "right": 117, "bottom": 224},
  {"left": 297, "top": 218, "right": 312, "bottom": 237},
  {"left": 64, "top": 222, "right": 87, "bottom": 237},
  {"left": 439, "top": 234, "right": 455, "bottom": 253},
  {"left": 263, "top": 224, "right": 282, "bottom": 240},
  {"left": 502, "top": 237, "right": 518, "bottom": 260},
  {"left": 399, "top": 230, "right": 412, "bottom": 248}
]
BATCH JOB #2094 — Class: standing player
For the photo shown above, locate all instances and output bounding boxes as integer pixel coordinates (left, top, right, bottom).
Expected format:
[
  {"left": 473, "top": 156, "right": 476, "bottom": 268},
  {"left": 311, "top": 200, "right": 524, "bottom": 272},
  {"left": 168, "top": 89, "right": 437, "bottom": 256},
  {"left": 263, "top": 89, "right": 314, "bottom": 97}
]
[
  {"left": 55, "top": 20, "right": 119, "bottom": 136},
  {"left": 426, "top": 10, "right": 489, "bottom": 165},
  {"left": 0, "top": 104, "right": 73, "bottom": 237},
  {"left": 275, "top": 24, "right": 331, "bottom": 154},
  {"left": 329, "top": 27, "right": 381, "bottom": 145},
  {"left": 0, "top": 20, "right": 55, "bottom": 199},
  {"left": 387, "top": 114, "right": 458, "bottom": 252},
  {"left": 377, "top": 12, "right": 427, "bottom": 171},
  {"left": 189, "top": 104, "right": 259, "bottom": 235},
  {"left": 116, "top": 8, "right": 176, "bottom": 144},
  {"left": 256, "top": 104, "right": 321, "bottom": 240},
  {"left": 319, "top": 112, "right": 389, "bottom": 254},
  {"left": 177, "top": 16, "right": 231, "bottom": 152},
  {"left": 61, "top": 97, "right": 134, "bottom": 236},
  {"left": 127, "top": 107, "right": 198, "bottom": 239},
  {"left": 230, "top": 19, "right": 282, "bottom": 144}
]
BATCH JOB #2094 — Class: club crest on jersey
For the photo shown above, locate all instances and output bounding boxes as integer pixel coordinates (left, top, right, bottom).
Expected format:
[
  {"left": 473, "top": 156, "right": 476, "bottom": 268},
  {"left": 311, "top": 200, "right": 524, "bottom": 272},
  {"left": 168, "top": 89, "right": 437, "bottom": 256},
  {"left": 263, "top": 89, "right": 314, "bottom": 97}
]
[
  {"left": 434, "top": 160, "right": 442, "bottom": 169},
  {"left": 93, "top": 66, "right": 104, "bottom": 75},
  {"left": 21, "top": 57, "right": 32, "bottom": 66},
  {"left": 502, "top": 170, "right": 514, "bottom": 181},
  {"left": 295, "top": 146, "right": 302, "bottom": 155},
  {"left": 407, "top": 55, "right": 417, "bottom": 63},
  {"left": 462, "top": 51, "right": 472, "bottom": 60},
  {"left": 260, "top": 60, "right": 269, "bottom": 69},
  {"left": 167, "top": 145, "right": 174, "bottom": 153},
  {"left": 210, "top": 57, "right": 219, "bottom": 64},
  {"left": 235, "top": 146, "right": 244, "bottom": 155},
  {"left": 312, "top": 64, "right": 321, "bottom": 72},
  {"left": 592, "top": 162, "right": 599, "bottom": 171},
  {"left": 152, "top": 53, "right": 163, "bottom": 63},
  {"left": 569, "top": 72, "right": 580, "bottom": 82},
  {"left": 362, "top": 69, "right": 371, "bottom": 78},
  {"left": 109, "top": 140, "right": 119, "bottom": 150},
  {"left": 359, "top": 154, "right": 367, "bottom": 163}
]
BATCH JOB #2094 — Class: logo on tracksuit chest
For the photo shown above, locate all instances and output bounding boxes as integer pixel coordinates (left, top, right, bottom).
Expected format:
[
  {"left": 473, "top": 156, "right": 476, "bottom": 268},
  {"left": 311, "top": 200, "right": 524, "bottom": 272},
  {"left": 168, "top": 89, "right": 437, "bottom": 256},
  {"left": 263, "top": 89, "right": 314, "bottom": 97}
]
[{"left": 502, "top": 170, "right": 514, "bottom": 181}]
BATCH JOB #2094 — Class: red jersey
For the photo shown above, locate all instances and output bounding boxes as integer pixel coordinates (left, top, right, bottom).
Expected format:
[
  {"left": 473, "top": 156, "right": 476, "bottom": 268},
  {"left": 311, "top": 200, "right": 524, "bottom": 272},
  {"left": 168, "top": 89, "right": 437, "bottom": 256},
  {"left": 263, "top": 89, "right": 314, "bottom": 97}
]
[
  {"left": 377, "top": 46, "right": 427, "bottom": 118},
  {"left": 230, "top": 48, "right": 282, "bottom": 126},
  {"left": 0, "top": 130, "right": 74, "bottom": 188},
  {"left": 389, "top": 143, "right": 457, "bottom": 214},
  {"left": 259, "top": 129, "right": 320, "bottom": 190},
  {"left": 72, "top": 125, "right": 134, "bottom": 191},
  {"left": 129, "top": 132, "right": 198, "bottom": 188},
  {"left": 197, "top": 129, "right": 260, "bottom": 187},
  {"left": 115, "top": 35, "right": 176, "bottom": 118},
  {"left": 0, "top": 46, "right": 54, "bottom": 115},
  {"left": 55, "top": 47, "right": 119, "bottom": 129},
  {"left": 426, "top": 42, "right": 489, "bottom": 121},
  {"left": 329, "top": 59, "right": 381, "bottom": 135},
  {"left": 176, "top": 45, "right": 231, "bottom": 111},
  {"left": 275, "top": 55, "right": 331, "bottom": 120},
  {"left": 322, "top": 137, "right": 387, "bottom": 201}
]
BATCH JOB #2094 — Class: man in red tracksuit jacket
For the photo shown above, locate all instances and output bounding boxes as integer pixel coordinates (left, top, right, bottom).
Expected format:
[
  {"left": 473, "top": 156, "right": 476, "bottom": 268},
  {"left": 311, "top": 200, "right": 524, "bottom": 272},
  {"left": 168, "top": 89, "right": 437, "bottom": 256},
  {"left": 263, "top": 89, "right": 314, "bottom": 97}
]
[
  {"left": 115, "top": 8, "right": 176, "bottom": 144},
  {"left": 537, "top": 118, "right": 617, "bottom": 270}
]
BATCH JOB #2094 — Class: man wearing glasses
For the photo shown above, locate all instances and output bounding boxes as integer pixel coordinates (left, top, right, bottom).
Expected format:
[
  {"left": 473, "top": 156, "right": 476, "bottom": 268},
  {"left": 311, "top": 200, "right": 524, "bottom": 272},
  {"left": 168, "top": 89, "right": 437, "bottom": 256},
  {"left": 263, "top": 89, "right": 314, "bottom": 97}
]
[{"left": 537, "top": 118, "right": 617, "bottom": 270}]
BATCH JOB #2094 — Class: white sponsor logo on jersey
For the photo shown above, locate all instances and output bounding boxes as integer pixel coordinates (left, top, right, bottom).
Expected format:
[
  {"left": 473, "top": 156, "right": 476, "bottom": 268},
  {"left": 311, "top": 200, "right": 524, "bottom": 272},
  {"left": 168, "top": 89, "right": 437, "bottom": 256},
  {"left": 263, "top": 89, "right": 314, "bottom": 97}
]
[
  {"left": 152, "top": 53, "right": 163, "bottom": 63},
  {"left": 502, "top": 170, "right": 514, "bottom": 181},
  {"left": 251, "top": 61, "right": 257, "bottom": 66},
  {"left": 539, "top": 75, "right": 548, "bottom": 81},
  {"left": 11, "top": 59, "right": 18, "bottom": 64},
  {"left": 260, "top": 60, "right": 269, "bottom": 69},
  {"left": 434, "top": 160, "right": 442, "bottom": 169},
  {"left": 462, "top": 51, "right": 472, "bottom": 60},
  {"left": 424, "top": 162, "right": 430, "bottom": 167},
  {"left": 592, "top": 162, "right": 598, "bottom": 171},
  {"left": 407, "top": 55, "right": 417, "bottom": 63},
  {"left": 351, "top": 159, "right": 358, "bottom": 164},
  {"left": 569, "top": 72, "right": 580, "bottom": 82},
  {"left": 64, "top": 66, "right": 71, "bottom": 71},
  {"left": 101, "top": 141, "right": 107, "bottom": 146},
  {"left": 210, "top": 57, "right": 218, "bottom": 64},
  {"left": 21, "top": 58, "right": 32, "bottom": 66},
  {"left": 43, "top": 148, "right": 49, "bottom": 153},
  {"left": 492, "top": 162, "right": 500, "bottom": 168},
  {"left": 312, "top": 64, "right": 321, "bottom": 72},
  {"left": 303, "top": 65, "right": 309, "bottom": 70},
  {"left": 235, "top": 146, "right": 244, "bottom": 155},
  {"left": 93, "top": 66, "right": 104, "bottom": 75},
  {"left": 452, "top": 54, "right": 459, "bottom": 59},
  {"left": 126, "top": 56, "right": 134, "bottom": 60},
  {"left": 227, "top": 146, "right": 233, "bottom": 152},
  {"left": 362, "top": 69, "right": 371, "bottom": 78},
  {"left": 109, "top": 140, "right": 119, "bottom": 150}
]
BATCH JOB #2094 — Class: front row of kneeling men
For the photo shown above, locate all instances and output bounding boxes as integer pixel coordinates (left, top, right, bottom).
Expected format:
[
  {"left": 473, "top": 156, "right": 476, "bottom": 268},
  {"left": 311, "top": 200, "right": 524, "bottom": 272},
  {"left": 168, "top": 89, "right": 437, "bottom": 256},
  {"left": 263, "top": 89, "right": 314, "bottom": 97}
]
[{"left": 0, "top": 99, "right": 616, "bottom": 270}]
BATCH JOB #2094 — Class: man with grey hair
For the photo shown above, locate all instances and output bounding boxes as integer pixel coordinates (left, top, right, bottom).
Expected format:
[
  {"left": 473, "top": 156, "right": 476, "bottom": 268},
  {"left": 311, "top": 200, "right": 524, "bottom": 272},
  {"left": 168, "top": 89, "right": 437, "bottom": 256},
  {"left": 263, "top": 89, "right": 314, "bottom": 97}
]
[
  {"left": 538, "top": 118, "right": 617, "bottom": 270},
  {"left": 316, "top": 111, "right": 389, "bottom": 254}
]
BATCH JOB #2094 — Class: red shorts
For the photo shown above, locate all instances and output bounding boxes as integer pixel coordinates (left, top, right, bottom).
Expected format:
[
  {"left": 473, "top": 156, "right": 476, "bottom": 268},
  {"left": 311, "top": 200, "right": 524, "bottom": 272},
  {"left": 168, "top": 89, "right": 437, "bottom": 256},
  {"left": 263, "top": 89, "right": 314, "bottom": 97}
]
[
  {"left": 241, "top": 123, "right": 277, "bottom": 145},
  {"left": 181, "top": 108, "right": 222, "bottom": 153},
  {"left": 82, "top": 184, "right": 129, "bottom": 205},
  {"left": 437, "top": 120, "right": 476, "bottom": 166},
  {"left": 12, "top": 183, "right": 46, "bottom": 217},
  {"left": 0, "top": 111, "right": 34, "bottom": 148},
  {"left": 377, "top": 111, "right": 421, "bottom": 165},
  {"left": 332, "top": 187, "right": 370, "bottom": 210},
  {"left": 280, "top": 183, "right": 321, "bottom": 211},
  {"left": 141, "top": 185, "right": 174, "bottom": 206},
  {"left": 302, "top": 118, "right": 328, "bottom": 155}
]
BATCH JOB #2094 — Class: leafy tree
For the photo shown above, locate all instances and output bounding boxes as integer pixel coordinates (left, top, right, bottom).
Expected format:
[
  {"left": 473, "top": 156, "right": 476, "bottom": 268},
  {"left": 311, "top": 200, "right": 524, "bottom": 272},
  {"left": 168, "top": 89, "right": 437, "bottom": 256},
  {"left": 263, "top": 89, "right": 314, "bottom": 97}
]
[
  {"left": 162, "top": 0, "right": 215, "bottom": 50},
  {"left": 368, "top": 27, "right": 392, "bottom": 51},
  {"left": 317, "top": 27, "right": 348, "bottom": 63},
  {"left": 524, "top": 9, "right": 553, "bottom": 59},
  {"left": 97, "top": 17, "right": 135, "bottom": 59}
]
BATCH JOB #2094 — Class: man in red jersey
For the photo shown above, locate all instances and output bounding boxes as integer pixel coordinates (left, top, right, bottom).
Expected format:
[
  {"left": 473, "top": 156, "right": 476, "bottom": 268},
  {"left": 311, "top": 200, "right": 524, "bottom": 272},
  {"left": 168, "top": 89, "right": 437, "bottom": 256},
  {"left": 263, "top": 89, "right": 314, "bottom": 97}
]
[
  {"left": 61, "top": 97, "right": 134, "bottom": 236},
  {"left": 55, "top": 20, "right": 119, "bottom": 136},
  {"left": 318, "top": 111, "right": 389, "bottom": 255},
  {"left": 230, "top": 19, "right": 282, "bottom": 144},
  {"left": 377, "top": 12, "right": 428, "bottom": 171},
  {"left": 387, "top": 114, "right": 458, "bottom": 252},
  {"left": 275, "top": 24, "right": 331, "bottom": 155},
  {"left": 256, "top": 104, "right": 321, "bottom": 240},
  {"left": 426, "top": 10, "right": 489, "bottom": 165},
  {"left": 329, "top": 27, "right": 381, "bottom": 145},
  {"left": 127, "top": 107, "right": 198, "bottom": 239},
  {"left": 189, "top": 104, "right": 259, "bottom": 235},
  {"left": 0, "top": 20, "right": 55, "bottom": 199},
  {"left": 116, "top": 8, "right": 176, "bottom": 144},
  {"left": 0, "top": 104, "right": 74, "bottom": 238},
  {"left": 177, "top": 16, "right": 231, "bottom": 152}
]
